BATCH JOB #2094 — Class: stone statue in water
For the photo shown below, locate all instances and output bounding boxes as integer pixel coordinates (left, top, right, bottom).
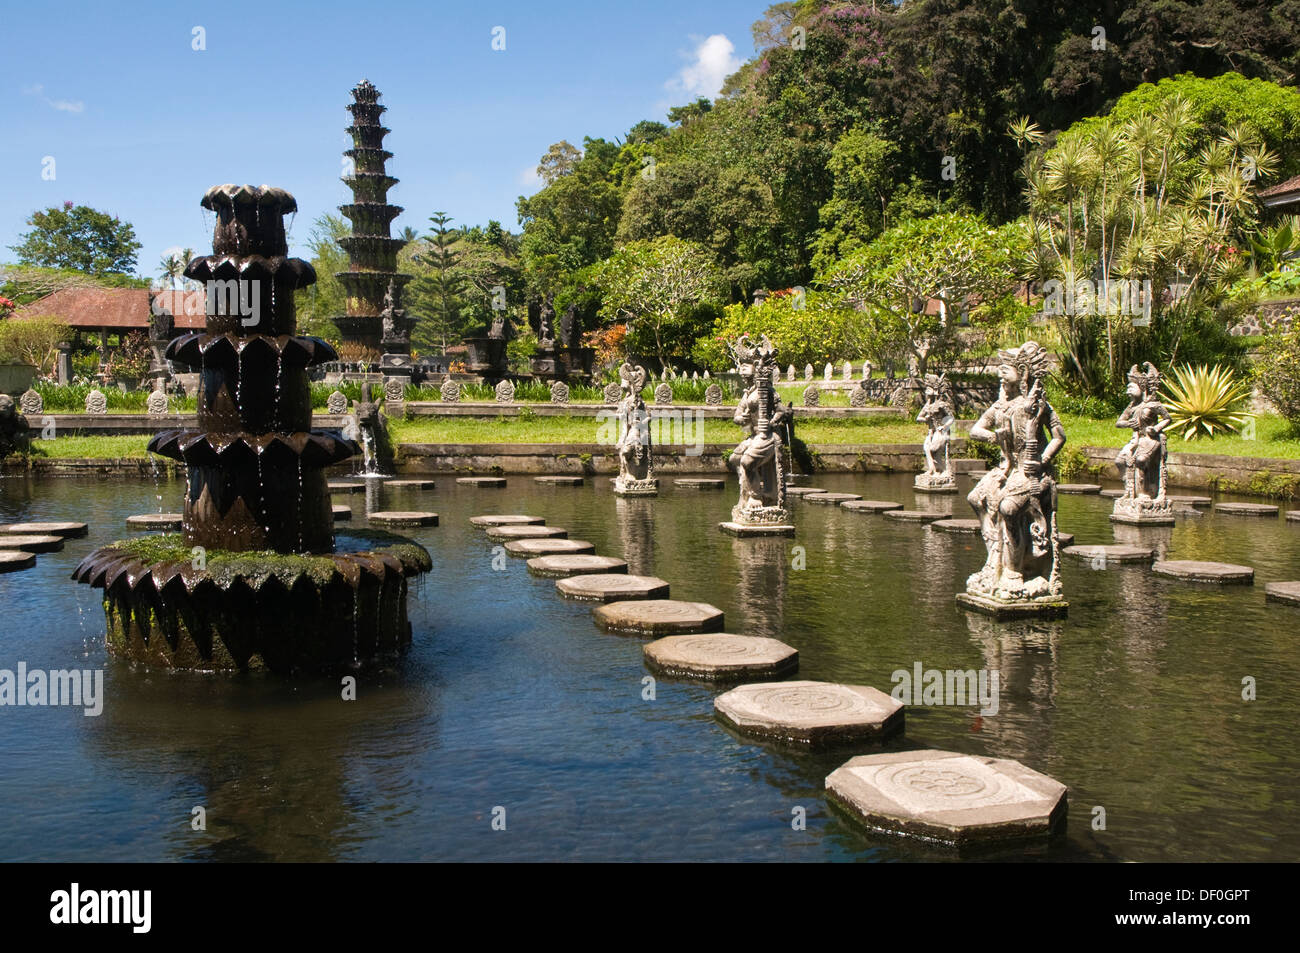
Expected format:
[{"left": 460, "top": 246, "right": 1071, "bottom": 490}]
[
  {"left": 915, "top": 373, "right": 956, "bottom": 491},
  {"left": 613, "top": 362, "right": 658, "bottom": 496},
  {"left": 961, "top": 341, "right": 1067, "bottom": 615},
  {"left": 723, "top": 334, "right": 793, "bottom": 535},
  {"left": 1111, "top": 362, "right": 1174, "bottom": 524}
]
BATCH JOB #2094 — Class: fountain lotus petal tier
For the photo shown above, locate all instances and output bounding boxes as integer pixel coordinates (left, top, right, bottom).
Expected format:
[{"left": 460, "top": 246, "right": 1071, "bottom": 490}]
[{"left": 74, "top": 184, "right": 431, "bottom": 673}]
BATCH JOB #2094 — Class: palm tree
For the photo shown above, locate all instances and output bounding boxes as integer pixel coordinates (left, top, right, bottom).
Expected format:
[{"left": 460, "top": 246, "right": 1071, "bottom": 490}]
[{"left": 158, "top": 254, "right": 181, "bottom": 290}]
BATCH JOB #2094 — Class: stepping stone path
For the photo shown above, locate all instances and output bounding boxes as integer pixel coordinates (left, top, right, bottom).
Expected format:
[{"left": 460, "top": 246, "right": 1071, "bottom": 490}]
[
  {"left": 457, "top": 477, "right": 507, "bottom": 487},
  {"left": 785, "top": 487, "right": 827, "bottom": 496},
  {"left": 1057, "top": 532, "right": 1076, "bottom": 548},
  {"left": 930, "top": 518, "right": 980, "bottom": 534},
  {"left": 469, "top": 514, "right": 545, "bottom": 527},
  {"left": 1152, "top": 560, "right": 1254, "bottom": 584},
  {"left": 485, "top": 524, "right": 566, "bottom": 541},
  {"left": 0, "top": 521, "right": 88, "bottom": 538},
  {"left": 1170, "top": 496, "right": 1212, "bottom": 508},
  {"left": 592, "top": 599, "right": 724, "bottom": 636},
  {"left": 367, "top": 511, "right": 438, "bottom": 527},
  {"left": 1058, "top": 484, "right": 1102, "bottom": 494},
  {"left": 644, "top": 634, "right": 798, "bottom": 681},
  {"left": 556, "top": 574, "right": 670, "bottom": 603},
  {"left": 841, "top": 500, "right": 903, "bottom": 514},
  {"left": 504, "top": 538, "right": 595, "bottom": 557},
  {"left": 534, "top": 476, "right": 584, "bottom": 486},
  {"left": 385, "top": 479, "right": 436, "bottom": 489},
  {"left": 1265, "top": 582, "right": 1300, "bottom": 606},
  {"left": 1215, "top": 502, "right": 1279, "bottom": 517},
  {"left": 332, "top": 505, "right": 351, "bottom": 521},
  {"left": 328, "top": 481, "right": 364, "bottom": 494},
  {"left": 1063, "top": 544, "right": 1154, "bottom": 565},
  {"left": 0, "top": 534, "right": 64, "bottom": 553},
  {"left": 1100, "top": 489, "right": 1123, "bottom": 499},
  {"left": 674, "top": 478, "right": 725, "bottom": 489},
  {"left": 1287, "top": 511, "right": 1300, "bottom": 523},
  {"left": 714, "top": 681, "right": 903, "bottom": 746},
  {"left": 126, "top": 513, "right": 183, "bottom": 530},
  {"left": 0, "top": 551, "right": 37, "bottom": 572},
  {"left": 884, "top": 510, "right": 949, "bottom": 523},
  {"left": 526, "top": 555, "right": 628, "bottom": 578},
  {"left": 825, "top": 749, "right": 1067, "bottom": 848},
  {"left": 805, "top": 493, "right": 862, "bottom": 505}
]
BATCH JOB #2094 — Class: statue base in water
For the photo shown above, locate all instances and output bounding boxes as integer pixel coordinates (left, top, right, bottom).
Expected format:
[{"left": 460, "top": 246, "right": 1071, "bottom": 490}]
[
  {"left": 613, "top": 478, "right": 659, "bottom": 497},
  {"left": 719, "top": 521, "right": 795, "bottom": 538},
  {"left": 956, "top": 591, "right": 1069, "bottom": 620},
  {"left": 914, "top": 480, "right": 959, "bottom": 494},
  {"left": 1110, "top": 497, "right": 1176, "bottom": 525},
  {"left": 73, "top": 530, "right": 431, "bottom": 673}
]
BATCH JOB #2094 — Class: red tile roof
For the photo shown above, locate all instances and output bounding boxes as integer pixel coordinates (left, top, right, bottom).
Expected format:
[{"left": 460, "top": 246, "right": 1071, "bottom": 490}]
[
  {"left": 1259, "top": 173, "right": 1300, "bottom": 201},
  {"left": 11, "top": 287, "right": 207, "bottom": 331}
]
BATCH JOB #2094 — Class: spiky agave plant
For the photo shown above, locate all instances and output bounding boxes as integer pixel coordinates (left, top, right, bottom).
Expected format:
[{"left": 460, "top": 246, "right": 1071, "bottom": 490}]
[{"left": 1162, "top": 364, "right": 1254, "bottom": 441}]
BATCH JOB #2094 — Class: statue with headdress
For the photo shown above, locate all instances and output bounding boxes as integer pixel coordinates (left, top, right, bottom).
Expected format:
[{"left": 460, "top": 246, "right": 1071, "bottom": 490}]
[
  {"left": 1111, "top": 362, "right": 1174, "bottom": 524},
  {"left": 721, "top": 333, "right": 794, "bottom": 536},
  {"left": 613, "top": 362, "right": 658, "bottom": 496},
  {"left": 960, "top": 341, "right": 1068, "bottom": 616},
  {"left": 915, "top": 372, "right": 957, "bottom": 491}
]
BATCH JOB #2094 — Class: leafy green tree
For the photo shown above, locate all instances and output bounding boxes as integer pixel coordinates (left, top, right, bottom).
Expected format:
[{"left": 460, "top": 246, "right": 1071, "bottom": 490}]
[
  {"left": 820, "top": 213, "right": 1026, "bottom": 377},
  {"left": 293, "top": 214, "right": 349, "bottom": 340},
  {"left": 693, "top": 288, "right": 865, "bottom": 373},
  {"left": 11, "top": 203, "right": 142, "bottom": 275},
  {"left": 410, "top": 212, "right": 466, "bottom": 352},
  {"left": 590, "top": 236, "right": 726, "bottom": 367}
]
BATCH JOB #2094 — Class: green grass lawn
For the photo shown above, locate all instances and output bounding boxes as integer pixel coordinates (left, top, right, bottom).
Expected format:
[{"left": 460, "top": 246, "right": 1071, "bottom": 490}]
[
  {"left": 29, "top": 435, "right": 156, "bottom": 459},
  {"left": 1060, "top": 412, "right": 1300, "bottom": 460}
]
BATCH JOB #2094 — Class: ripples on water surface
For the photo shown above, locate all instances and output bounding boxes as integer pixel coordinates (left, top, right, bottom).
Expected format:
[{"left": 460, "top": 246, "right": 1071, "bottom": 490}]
[{"left": 1, "top": 470, "right": 1297, "bottom": 861}]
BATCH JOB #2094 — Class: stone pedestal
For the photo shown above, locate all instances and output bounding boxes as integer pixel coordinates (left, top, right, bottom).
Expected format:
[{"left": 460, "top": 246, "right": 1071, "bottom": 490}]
[
  {"left": 914, "top": 480, "right": 959, "bottom": 494},
  {"left": 719, "top": 520, "right": 795, "bottom": 538},
  {"left": 613, "top": 478, "right": 659, "bottom": 498},
  {"left": 956, "top": 592, "right": 1069, "bottom": 620}
]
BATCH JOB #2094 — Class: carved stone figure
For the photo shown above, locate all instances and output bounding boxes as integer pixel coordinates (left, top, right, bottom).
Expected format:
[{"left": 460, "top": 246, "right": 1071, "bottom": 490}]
[
  {"left": 803, "top": 385, "right": 820, "bottom": 407},
  {"left": 787, "top": 365, "right": 795, "bottom": 381},
  {"left": 537, "top": 298, "right": 556, "bottom": 350},
  {"left": 849, "top": 384, "right": 868, "bottom": 408},
  {"left": 488, "top": 312, "right": 507, "bottom": 340},
  {"left": 915, "top": 373, "right": 956, "bottom": 491},
  {"left": 704, "top": 383, "right": 723, "bottom": 406},
  {"left": 146, "top": 389, "right": 169, "bottom": 415},
  {"left": 19, "top": 389, "right": 43, "bottom": 416},
  {"left": 440, "top": 375, "right": 460, "bottom": 402},
  {"left": 326, "top": 390, "right": 348, "bottom": 414},
  {"left": 654, "top": 383, "right": 673, "bottom": 405},
  {"left": 603, "top": 382, "right": 623, "bottom": 405},
  {"left": 1111, "top": 362, "right": 1175, "bottom": 525},
  {"left": 85, "top": 389, "right": 108, "bottom": 414},
  {"left": 549, "top": 380, "right": 569, "bottom": 404},
  {"left": 804, "top": 364, "right": 813, "bottom": 381},
  {"left": 495, "top": 379, "right": 516, "bottom": 403},
  {"left": 560, "top": 302, "right": 579, "bottom": 349},
  {"left": 723, "top": 334, "right": 793, "bottom": 535},
  {"left": 614, "top": 363, "right": 658, "bottom": 497},
  {"left": 383, "top": 377, "right": 405, "bottom": 403},
  {"left": 961, "top": 341, "right": 1067, "bottom": 616}
]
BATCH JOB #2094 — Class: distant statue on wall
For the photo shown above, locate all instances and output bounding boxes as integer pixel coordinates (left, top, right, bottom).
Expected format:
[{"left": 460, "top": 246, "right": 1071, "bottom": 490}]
[
  {"left": 537, "top": 297, "right": 556, "bottom": 350},
  {"left": 614, "top": 362, "right": 657, "bottom": 497},
  {"left": 1111, "top": 362, "right": 1174, "bottom": 525},
  {"left": 915, "top": 373, "right": 956, "bottom": 492}
]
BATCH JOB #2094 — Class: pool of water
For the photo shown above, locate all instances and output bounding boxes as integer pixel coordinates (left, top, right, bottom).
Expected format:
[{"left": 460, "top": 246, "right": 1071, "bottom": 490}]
[{"left": 1, "top": 468, "right": 1297, "bottom": 861}]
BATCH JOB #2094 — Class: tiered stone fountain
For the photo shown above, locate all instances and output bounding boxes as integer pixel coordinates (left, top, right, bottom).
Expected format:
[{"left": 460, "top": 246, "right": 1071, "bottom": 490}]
[{"left": 73, "top": 184, "right": 431, "bottom": 673}]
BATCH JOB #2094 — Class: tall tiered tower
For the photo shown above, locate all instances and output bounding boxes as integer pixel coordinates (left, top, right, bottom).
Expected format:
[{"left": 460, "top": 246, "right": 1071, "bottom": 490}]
[{"left": 334, "top": 79, "right": 413, "bottom": 374}]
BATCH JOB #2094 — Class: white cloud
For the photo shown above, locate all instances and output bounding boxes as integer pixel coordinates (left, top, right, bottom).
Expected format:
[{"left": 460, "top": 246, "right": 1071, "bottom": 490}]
[
  {"left": 665, "top": 34, "right": 740, "bottom": 102},
  {"left": 517, "top": 164, "right": 543, "bottom": 189},
  {"left": 23, "top": 83, "right": 85, "bottom": 114}
]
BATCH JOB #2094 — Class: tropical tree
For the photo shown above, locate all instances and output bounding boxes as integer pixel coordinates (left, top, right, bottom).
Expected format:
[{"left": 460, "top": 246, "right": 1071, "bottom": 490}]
[
  {"left": 409, "top": 212, "right": 465, "bottom": 352},
  {"left": 293, "top": 214, "right": 349, "bottom": 340},
  {"left": 10, "top": 202, "right": 142, "bottom": 275}
]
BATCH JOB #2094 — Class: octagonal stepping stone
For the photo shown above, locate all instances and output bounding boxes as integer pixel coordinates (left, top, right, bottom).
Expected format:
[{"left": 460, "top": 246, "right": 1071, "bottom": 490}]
[
  {"left": 1169, "top": 495, "right": 1212, "bottom": 508},
  {"left": 675, "top": 478, "right": 725, "bottom": 489},
  {"left": 1287, "top": 510, "right": 1300, "bottom": 523},
  {"left": 1265, "top": 582, "right": 1300, "bottom": 606},
  {"left": 931, "top": 518, "right": 981, "bottom": 534},
  {"left": 504, "top": 538, "right": 595, "bottom": 558},
  {"left": 526, "top": 554, "right": 627, "bottom": 578},
  {"left": 884, "top": 510, "right": 949, "bottom": 523},
  {"left": 385, "top": 479, "right": 436, "bottom": 489},
  {"left": 328, "top": 481, "right": 364, "bottom": 494},
  {"left": 785, "top": 486, "right": 827, "bottom": 496},
  {"left": 1100, "top": 489, "right": 1123, "bottom": 499},
  {"left": 805, "top": 492, "right": 862, "bottom": 505},
  {"left": 592, "top": 599, "right": 724, "bottom": 636},
  {"left": 1063, "top": 544, "right": 1154, "bottom": 565},
  {"left": 1057, "top": 532, "right": 1076, "bottom": 548},
  {"left": 826, "top": 749, "right": 1067, "bottom": 848},
  {"left": 367, "top": 511, "right": 438, "bottom": 527},
  {"left": 644, "top": 634, "right": 798, "bottom": 682},
  {"left": 1058, "top": 483, "right": 1102, "bottom": 494},
  {"left": 841, "top": 500, "right": 903, "bottom": 514},
  {"left": 534, "top": 475, "right": 584, "bottom": 486},
  {"left": 0, "top": 551, "right": 37, "bottom": 572},
  {"left": 485, "top": 524, "right": 567, "bottom": 541},
  {"left": 457, "top": 477, "right": 507, "bottom": 487},
  {"left": 0, "top": 534, "right": 64, "bottom": 554},
  {"left": 332, "top": 504, "right": 351, "bottom": 521},
  {"left": 470, "top": 514, "right": 545, "bottom": 528},
  {"left": 1215, "top": 502, "right": 1279, "bottom": 517},
  {"left": 126, "top": 513, "right": 182, "bottom": 530},
  {"left": 715, "top": 681, "right": 903, "bottom": 746},
  {"left": 0, "top": 521, "right": 88, "bottom": 539},
  {"left": 1153, "top": 560, "right": 1254, "bottom": 584},
  {"left": 557, "top": 574, "right": 670, "bottom": 603}
]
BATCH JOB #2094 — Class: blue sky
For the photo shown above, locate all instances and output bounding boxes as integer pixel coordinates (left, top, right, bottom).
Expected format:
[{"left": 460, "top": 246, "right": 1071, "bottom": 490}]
[{"left": 1, "top": 0, "right": 762, "bottom": 279}]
